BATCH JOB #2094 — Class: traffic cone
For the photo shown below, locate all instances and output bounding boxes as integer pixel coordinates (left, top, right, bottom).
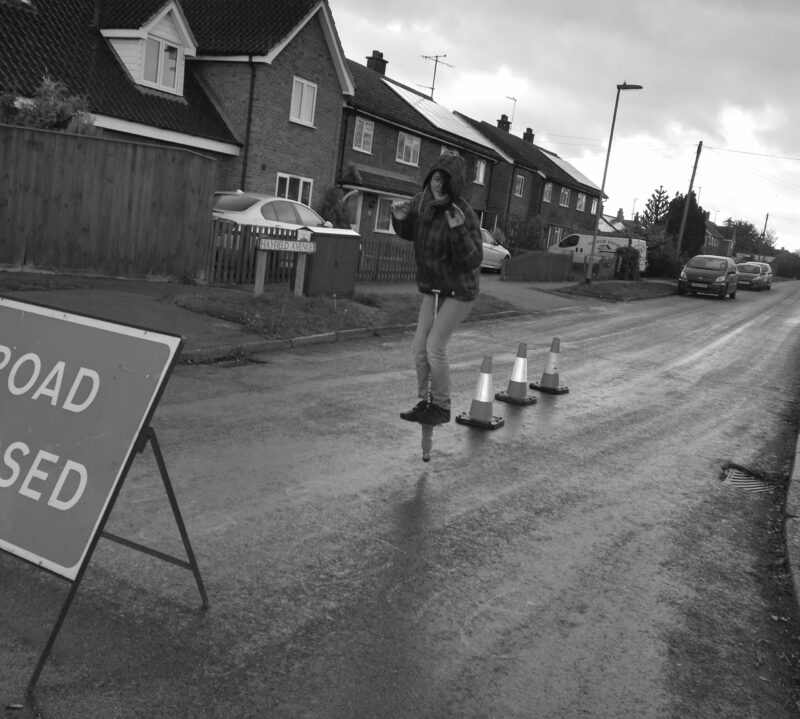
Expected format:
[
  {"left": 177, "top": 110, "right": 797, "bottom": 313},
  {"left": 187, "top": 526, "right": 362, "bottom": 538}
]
[
  {"left": 530, "top": 337, "right": 569, "bottom": 394},
  {"left": 495, "top": 343, "right": 537, "bottom": 406},
  {"left": 456, "top": 355, "right": 505, "bottom": 430}
]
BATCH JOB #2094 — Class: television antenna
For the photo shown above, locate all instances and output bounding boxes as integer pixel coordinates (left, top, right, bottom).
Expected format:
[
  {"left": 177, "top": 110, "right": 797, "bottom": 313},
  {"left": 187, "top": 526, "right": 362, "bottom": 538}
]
[
  {"left": 506, "top": 96, "right": 517, "bottom": 124},
  {"left": 419, "top": 54, "right": 454, "bottom": 99}
]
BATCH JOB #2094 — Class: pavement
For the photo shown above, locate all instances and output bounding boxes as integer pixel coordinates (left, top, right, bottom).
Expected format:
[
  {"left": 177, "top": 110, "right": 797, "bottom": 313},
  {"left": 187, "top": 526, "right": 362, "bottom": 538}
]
[{"left": 2, "top": 273, "right": 800, "bottom": 614}]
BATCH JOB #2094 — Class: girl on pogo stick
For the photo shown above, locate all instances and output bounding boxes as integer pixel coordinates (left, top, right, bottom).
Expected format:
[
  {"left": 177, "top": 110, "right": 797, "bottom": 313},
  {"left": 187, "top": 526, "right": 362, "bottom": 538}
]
[{"left": 391, "top": 154, "right": 483, "bottom": 426}]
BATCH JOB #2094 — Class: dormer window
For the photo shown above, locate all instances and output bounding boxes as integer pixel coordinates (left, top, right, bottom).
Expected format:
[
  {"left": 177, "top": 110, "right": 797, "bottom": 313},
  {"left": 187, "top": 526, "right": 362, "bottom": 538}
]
[
  {"left": 101, "top": 1, "right": 196, "bottom": 98},
  {"left": 143, "top": 36, "right": 179, "bottom": 91}
]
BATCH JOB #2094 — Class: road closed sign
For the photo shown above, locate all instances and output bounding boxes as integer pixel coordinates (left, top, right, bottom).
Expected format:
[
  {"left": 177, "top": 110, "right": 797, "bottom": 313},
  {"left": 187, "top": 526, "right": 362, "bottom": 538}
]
[{"left": 0, "top": 298, "right": 182, "bottom": 580}]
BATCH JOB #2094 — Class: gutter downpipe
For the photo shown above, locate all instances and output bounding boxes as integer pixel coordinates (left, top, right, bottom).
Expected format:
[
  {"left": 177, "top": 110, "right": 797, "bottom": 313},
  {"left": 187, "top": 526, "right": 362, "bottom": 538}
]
[{"left": 240, "top": 56, "right": 256, "bottom": 191}]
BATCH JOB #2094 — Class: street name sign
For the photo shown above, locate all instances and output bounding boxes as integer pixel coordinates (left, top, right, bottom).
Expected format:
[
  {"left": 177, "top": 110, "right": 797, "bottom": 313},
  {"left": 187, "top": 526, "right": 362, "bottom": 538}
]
[
  {"left": 0, "top": 297, "right": 182, "bottom": 580},
  {"left": 256, "top": 237, "right": 316, "bottom": 253}
]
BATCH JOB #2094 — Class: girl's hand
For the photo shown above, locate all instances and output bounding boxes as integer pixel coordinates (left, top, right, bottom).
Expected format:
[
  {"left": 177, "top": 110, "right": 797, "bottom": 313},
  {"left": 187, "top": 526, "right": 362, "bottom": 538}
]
[
  {"left": 391, "top": 200, "right": 410, "bottom": 220},
  {"left": 446, "top": 204, "right": 465, "bottom": 228}
]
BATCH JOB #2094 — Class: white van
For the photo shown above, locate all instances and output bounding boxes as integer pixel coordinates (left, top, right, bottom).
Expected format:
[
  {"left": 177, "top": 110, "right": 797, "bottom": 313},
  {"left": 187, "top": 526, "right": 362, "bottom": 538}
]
[{"left": 549, "top": 233, "right": 647, "bottom": 273}]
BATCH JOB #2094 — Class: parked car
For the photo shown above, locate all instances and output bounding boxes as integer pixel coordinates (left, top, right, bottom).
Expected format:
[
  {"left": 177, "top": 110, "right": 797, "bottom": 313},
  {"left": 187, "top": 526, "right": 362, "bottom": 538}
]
[
  {"left": 481, "top": 229, "right": 511, "bottom": 272},
  {"left": 677, "top": 254, "right": 738, "bottom": 299},
  {"left": 212, "top": 191, "right": 331, "bottom": 230},
  {"left": 736, "top": 262, "right": 772, "bottom": 291}
]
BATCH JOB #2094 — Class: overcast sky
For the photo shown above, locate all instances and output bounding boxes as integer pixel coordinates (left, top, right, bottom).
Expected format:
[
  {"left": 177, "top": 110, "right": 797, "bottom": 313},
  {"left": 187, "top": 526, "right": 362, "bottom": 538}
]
[{"left": 329, "top": 0, "right": 800, "bottom": 254}]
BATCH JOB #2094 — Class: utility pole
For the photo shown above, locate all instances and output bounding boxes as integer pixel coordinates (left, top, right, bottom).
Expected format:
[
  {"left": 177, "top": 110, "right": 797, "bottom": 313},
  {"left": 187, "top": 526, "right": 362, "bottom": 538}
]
[
  {"left": 420, "top": 54, "right": 453, "bottom": 99},
  {"left": 676, "top": 140, "right": 702, "bottom": 262},
  {"left": 759, "top": 213, "right": 769, "bottom": 261}
]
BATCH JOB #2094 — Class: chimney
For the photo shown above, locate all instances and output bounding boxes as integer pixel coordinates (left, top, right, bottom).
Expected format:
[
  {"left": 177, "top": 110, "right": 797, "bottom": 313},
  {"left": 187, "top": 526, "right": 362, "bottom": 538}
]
[
  {"left": 616, "top": 208, "right": 624, "bottom": 221},
  {"left": 522, "top": 128, "right": 535, "bottom": 143},
  {"left": 497, "top": 114, "right": 511, "bottom": 132},
  {"left": 366, "top": 50, "right": 388, "bottom": 75}
]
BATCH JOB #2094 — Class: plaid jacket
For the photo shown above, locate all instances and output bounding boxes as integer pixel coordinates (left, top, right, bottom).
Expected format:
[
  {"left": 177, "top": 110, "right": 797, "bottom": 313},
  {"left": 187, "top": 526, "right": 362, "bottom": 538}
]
[{"left": 391, "top": 155, "right": 483, "bottom": 301}]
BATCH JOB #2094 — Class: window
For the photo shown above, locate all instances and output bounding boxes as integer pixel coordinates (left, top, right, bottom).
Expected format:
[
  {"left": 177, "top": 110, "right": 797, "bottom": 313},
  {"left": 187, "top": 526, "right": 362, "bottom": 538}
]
[
  {"left": 290, "top": 77, "right": 316, "bottom": 126},
  {"left": 590, "top": 198, "right": 599, "bottom": 215},
  {"left": 143, "top": 36, "right": 179, "bottom": 91},
  {"left": 548, "top": 226, "right": 563, "bottom": 248},
  {"left": 353, "top": 117, "right": 373, "bottom": 153},
  {"left": 543, "top": 183, "right": 553, "bottom": 202},
  {"left": 513, "top": 174, "right": 524, "bottom": 197},
  {"left": 396, "top": 132, "right": 420, "bottom": 166},
  {"left": 276, "top": 173, "right": 312, "bottom": 206},
  {"left": 376, "top": 198, "right": 397, "bottom": 233},
  {"left": 576, "top": 193, "right": 586, "bottom": 212},
  {"left": 559, "top": 187, "right": 570, "bottom": 207},
  {"left": 474, "top": 159, "right": 486, "bottom": 185}
]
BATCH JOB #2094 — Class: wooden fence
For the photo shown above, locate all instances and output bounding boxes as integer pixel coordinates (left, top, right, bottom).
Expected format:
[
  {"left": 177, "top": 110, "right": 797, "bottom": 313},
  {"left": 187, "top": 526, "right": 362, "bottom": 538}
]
[
  {"left": 501, "top": 251, "right": 574, "bottom": 281},
  {"left": 207, "top": 221, "right": 296, "bottom": 285},
  {"left": 0, "top": 124, "right": 216, "bottom": 279},
  {"left": 356, "top": 235, "right": 415, "bottom": 282}
]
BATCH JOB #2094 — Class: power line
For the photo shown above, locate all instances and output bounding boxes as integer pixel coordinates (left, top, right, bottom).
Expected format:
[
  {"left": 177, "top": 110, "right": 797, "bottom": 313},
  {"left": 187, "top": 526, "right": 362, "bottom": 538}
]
[{"left": 705, "top": 145, "right": 800, "bottom": 162}]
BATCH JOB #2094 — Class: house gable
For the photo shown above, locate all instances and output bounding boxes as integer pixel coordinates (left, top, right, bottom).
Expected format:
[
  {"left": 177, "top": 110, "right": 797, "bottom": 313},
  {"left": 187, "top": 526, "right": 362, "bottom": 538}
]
[
  {"left": 182, "top": 0, "right": 354, "bottom": 98},
  {"left": 101, "top": 1, "right": 197, "bottom": 97}
]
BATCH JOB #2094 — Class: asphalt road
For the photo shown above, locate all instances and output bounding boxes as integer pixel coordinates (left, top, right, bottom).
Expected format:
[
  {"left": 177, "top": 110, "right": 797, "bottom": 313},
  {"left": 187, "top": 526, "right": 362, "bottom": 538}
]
[{"left": 3, "top": 282, "right": 800, "bottom": 718}]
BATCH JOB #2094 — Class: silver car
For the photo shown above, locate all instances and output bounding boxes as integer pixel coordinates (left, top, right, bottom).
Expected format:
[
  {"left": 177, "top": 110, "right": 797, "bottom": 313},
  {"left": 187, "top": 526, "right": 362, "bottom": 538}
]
[{"left": 480, "top": 229, "right": 511, "bottom": 273}]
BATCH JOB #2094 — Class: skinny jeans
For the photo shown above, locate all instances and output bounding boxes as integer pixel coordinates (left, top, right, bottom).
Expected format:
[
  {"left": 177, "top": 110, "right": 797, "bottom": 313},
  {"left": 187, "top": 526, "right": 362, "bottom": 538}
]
[{"left": 412, "top": 294, "right": 474, "bottom": 410}]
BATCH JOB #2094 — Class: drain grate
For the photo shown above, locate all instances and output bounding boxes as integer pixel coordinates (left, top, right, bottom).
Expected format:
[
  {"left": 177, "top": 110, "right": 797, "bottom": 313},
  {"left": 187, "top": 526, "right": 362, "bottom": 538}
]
[{"left": 722, "top": 468, "right": 772, "bottom": 493}]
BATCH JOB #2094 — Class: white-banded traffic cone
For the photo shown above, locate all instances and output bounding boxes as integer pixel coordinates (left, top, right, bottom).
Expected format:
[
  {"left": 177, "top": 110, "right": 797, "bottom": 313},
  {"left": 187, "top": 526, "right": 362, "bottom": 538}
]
[
  {"left": 495, "top": 342, "right": 537, "bottom": 406},
  {"left": 529, "top": 337, "right": 569, "bottom": 394},
  {"left": 456, "top": 355, "right": 505, "bottom": 430}
]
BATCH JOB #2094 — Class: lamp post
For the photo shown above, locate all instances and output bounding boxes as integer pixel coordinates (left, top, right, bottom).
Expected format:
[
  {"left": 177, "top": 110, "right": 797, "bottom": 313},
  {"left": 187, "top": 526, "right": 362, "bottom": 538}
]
[{"left": 585, "top": 82, "right": 643, "bottom": 284}]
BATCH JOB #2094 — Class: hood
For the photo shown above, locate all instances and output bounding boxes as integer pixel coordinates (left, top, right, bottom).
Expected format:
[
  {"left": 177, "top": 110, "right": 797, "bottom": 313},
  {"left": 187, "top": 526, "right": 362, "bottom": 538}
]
[{"left": 423, "top": 154, "right": 467, "bottom": 202}]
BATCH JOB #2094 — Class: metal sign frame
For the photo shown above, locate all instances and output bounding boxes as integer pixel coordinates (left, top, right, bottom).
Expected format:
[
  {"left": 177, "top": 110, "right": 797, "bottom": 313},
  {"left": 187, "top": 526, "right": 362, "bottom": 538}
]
[{"left": 0, "top": 297, "right": 208, "bottom": 694}]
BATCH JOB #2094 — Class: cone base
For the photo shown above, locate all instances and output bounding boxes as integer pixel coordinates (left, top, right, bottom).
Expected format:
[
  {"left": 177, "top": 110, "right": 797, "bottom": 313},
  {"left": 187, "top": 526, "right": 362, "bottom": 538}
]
[
  {"left": 455, "top": 412, "right": 505, "bottom": 430},
  {"left": 495, "top": 391, "right": 537, "bottom": 406},
  {"left": 529, "top": 381, "right": 569, "bottom": 395}
]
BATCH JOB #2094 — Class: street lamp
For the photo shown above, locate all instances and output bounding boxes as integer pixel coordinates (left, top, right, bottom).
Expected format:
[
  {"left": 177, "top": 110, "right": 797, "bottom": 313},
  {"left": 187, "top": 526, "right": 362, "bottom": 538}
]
[{"left": 585, "top": 82, "right": 643, "bottom": 284}]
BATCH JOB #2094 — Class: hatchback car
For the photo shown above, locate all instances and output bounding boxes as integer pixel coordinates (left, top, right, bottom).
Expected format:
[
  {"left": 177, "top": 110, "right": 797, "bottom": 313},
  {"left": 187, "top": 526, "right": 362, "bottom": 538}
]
[
  {"left": 736, "top": 262, "right": 772, "bottom": 291},
  {"left": 212, "top": 191, "right": 331, "bottom": 229},
  {"left": 677, "top": 254, "right": 738, "bottom": 299},
  {"left": 480, "top": 228, "right": 511, "bottom": 272}
]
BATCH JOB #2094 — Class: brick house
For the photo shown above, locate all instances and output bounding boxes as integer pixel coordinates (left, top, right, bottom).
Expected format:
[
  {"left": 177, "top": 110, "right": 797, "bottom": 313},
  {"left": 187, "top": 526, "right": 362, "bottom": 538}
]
[
  {"left": 1, "top": 0, "right": 354, "bottom": 215},
  {"left": 338, "top": 51, "right": 509, "bottom": 245},
  {"left": 458, "top": 113, "right": 603, "bottom": 252}
]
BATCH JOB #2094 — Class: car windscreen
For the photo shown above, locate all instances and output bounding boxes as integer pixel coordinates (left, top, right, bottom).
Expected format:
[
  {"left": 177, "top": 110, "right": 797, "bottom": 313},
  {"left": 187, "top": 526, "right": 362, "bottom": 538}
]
[
  {"left": 687, "top": 257, "right": 726, "bottom": 271},
  {"left": 737, "top": 264, "right": 760, "bottom": 273},
  {"left": 559, "top": 236, "right": 579, "bottom": 247},
  {"left": 213, "top": 195, "right": 260, "bottom": 212}
]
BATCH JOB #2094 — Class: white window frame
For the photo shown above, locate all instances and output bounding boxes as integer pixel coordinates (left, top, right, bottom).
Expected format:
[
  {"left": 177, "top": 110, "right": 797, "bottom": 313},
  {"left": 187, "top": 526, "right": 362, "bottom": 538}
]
[
  {"left": 513, "top": 174, "right": 525, "bottom": 197},
  {"left": 474, "top": 159, "right": 486, "bottom": 185},
  {"left": 543, "top": 182, "right": 553, "bottom": 203},
  {"left": 559, "top": 187, "right": 571, "bottom": 207},
  {"left": 591, "top": 198, "right": 599, "bottom": 215},
  {"left": 276, "top": 173, "right": 313, "bottom": 206},
  {"left": 576, "top": 192, "right": 586, "bottom": 212},
  {"left": 290, "top": 77, "right": 317, "bottom": 127},
  {"left": 375, "top": 197, "right": 399, "bottom": 234},
  {"left": 142, "top": 35, "right": 180, "bottom": 93},
  {"left": 353, "top": 116, "right": 373, "bottom": 153},
  {"left": 396, "top": 132, "right": 420, "bottom": 166}
]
